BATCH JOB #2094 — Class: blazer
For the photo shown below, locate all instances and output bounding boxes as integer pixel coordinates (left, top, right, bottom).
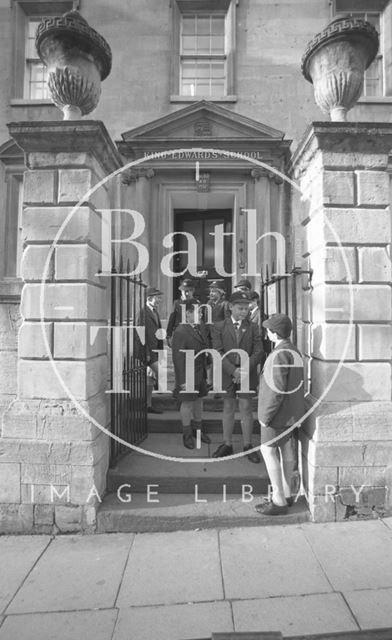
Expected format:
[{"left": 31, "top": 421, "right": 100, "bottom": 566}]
[
  {"left": 172, "top": 322, "right": 210, "bottom": 388},
  {"left": 211, "top": 318, "right": 264, "bottom": 391},
  {"left": 137, "top": 305, "right": 163, "bottom": 364},
  {"left": 258, "top": 339, "right": 305, "bottom": 428},
  {"left": 206, "top": 299, "right": 231, "bottom": 324},
  {"left": 166, "top": 297, "right": 200, "bottom": 338}
]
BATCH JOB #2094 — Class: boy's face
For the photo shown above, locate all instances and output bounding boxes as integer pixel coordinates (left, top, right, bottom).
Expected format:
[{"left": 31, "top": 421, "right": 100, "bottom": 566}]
[
  {"left": 249, "top": 299, "right": 258, "bottom": 310},
  {"left": 181, "top": 288, "right": 195, "bottom": 299},
  {"left": 267, "top": 327, "right": 279, "bottom": 343},
  {"left": 185, "top": 307, "right": 201, "bottom": 324},
  {"left": 209, "top": 288, "right": 221, "bottom": 302},
  {"left": 148, "top": 295, "right": 161, "bottom": 308},
  {"left": 230, "top": 302, "right": 249, "bottom": 321}
]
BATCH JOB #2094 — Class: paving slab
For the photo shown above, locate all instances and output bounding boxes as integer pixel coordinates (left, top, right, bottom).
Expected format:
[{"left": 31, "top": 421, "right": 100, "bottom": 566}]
[
  {"left": 114, "top": 602, "right": 233, "bottom": 640},
  {"left": 344, "top": 588, "right": 392, "bottom": 630},
  {"left": 6, "top": 534, "right": 133, "bottom": 614},
  {"left": 303, "top": 520, "right": 392, "bottom": 590},
  {"left": 219, "top": 525, "right": 332, "bottom": 599},
  {"left": 383, "top": 517, "right": 392, "bottom": 530},
  {"left": 0, "top": 610, "right": 117, "bottom": 640},
  {"left": 0, "top": 536, "right": 51, "bottom": 615},
  {"left": 232, "top": 593, "right": 358, "bottom": 636},
  {"left": 116, "top": 529, "right": 223, "bottom": 607}
]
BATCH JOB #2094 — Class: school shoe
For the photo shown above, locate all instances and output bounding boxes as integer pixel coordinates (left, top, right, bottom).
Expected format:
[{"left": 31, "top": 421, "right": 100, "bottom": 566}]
[
  {"left": 212, "top": 443, "right": 233, "bottom": 458},
  {"left": 183, "top": 431, "right": 195, "bottom": 450},
  {"left": 243, "top": 444, "right": 261, "bottom": 464},
  {"left": 255, "top": 501, "right": 288, "bottom": 516},
  {"left": 191, "top": 420, "right": 211, "bottom": 444}
]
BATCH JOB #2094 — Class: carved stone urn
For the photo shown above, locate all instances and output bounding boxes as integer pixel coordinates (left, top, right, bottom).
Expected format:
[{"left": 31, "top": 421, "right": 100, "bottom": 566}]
[
  {"left": 301, "top": 17, "right": 379, "bottom": 122},
  {"left": 35, "top": 11, "right": 112, "bottom": 120}
]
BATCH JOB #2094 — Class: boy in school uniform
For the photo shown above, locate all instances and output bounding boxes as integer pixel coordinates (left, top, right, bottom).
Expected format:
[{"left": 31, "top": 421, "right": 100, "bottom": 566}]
[{"left": 256, "top": 313, "right": 305, "bottom": 515}]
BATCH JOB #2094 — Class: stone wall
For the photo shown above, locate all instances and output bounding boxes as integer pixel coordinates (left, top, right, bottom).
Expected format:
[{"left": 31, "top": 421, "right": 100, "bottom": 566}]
[
  {"left": 292, "top": 122, "right": 392, "bottom": 522},
  {"left": 0, "top": 121, "right": 121, "bottom": 533}
]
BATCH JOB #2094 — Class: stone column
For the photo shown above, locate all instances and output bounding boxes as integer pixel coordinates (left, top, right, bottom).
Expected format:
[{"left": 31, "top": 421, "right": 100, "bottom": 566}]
[
  {"left": 0, "top": 121, "right": 121, "bottom": 533},
  {"left": 121, "top": 168, "right": 154, "bottom": 283},
  {"left": 291, "top": 122, "right": 392, "bottom": 522}
]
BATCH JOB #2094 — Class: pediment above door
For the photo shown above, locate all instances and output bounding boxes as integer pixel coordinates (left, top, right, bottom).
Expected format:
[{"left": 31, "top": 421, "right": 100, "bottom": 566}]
[{"left": 117, "top": 100, "right": 291, "bottom": 166}]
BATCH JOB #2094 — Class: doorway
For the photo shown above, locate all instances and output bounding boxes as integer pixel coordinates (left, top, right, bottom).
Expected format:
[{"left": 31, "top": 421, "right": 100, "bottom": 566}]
[{"left": 173, "top": 209, "right": 232, "bottom": 302}]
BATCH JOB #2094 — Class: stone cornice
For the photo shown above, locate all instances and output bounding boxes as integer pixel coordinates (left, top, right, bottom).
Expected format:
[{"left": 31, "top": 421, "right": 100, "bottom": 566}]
[
  {"left": 121, "top": 168, "right": 155, "bottom": 185},
  {"left": 7, "top": 120, "right": 122, "bottom": 175},
  {"left": 289, "top": 121, "right": 392, "bottom": 177}
]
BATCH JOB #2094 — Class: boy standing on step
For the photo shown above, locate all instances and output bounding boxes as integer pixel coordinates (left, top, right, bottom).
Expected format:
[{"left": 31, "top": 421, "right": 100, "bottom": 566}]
[
  {"left": 211, "top": 291, "right": 264, "bottom": 463},
  {"left": 172, "top": 299, "right": 211, "bottom": 449}
]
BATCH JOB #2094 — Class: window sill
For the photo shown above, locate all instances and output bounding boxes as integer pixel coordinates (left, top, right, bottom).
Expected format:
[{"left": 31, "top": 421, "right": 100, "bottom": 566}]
[
  {"left": 357, "top": 96, "right": 392, "bottom": 104},
  {"left": 170, "top": 94, "right": 237, "bottom": 103},
  {"left": 10, "top": 99, "right": 54, "bottom": 106},
  {"left": 0, "top": 278, "right": 23, "bottom": 303}
]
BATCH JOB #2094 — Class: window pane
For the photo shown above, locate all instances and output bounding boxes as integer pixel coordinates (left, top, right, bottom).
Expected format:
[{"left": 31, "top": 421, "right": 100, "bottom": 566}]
[
  {"left": 212, "top": 17, "right": 225, "bottom": 35},
  {"left": 211, "top": 81, "right": 225, "bottom": 96},
  {"left": 180, "top": 58, "right": 226, "bottom": 97},
  {"left": 195, "top": 82, "right": 210, "bottom": 95},
  {"left": 211, "top": 62, "right": 225, "bottom": 77},
  {"left": 29, "top": 62, "right": 49, "bottom": 100},
  {"left": 364, "top": 56, "right": 382, "bottom": 96},
  {"left": 182, "top": 16, "right": 195, "bottom": 34},
  {"left": 211, "top": 35, "right": 224, "bottom": 53},
  {"left": 182, "top": 35, "right": 196, "bottom": 53},
  {"left": 197, "top": 35, "right": 210, "bottom": 53},
  {"left": 196, "top": 17, "right": 210, "bottom": 35}
]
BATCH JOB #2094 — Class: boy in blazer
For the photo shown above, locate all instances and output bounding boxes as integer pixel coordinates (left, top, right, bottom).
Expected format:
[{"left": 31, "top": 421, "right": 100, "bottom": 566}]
[
  {"left": 172, "top": 299, "right": 211, "bottom": 449},
  {"left": 256, "top": 313, "right": 305, "bottom": 515},
  {"left": 137, "top": 286, "right": 164, "bottom": 414},
  {"left": 211, "top": 291, "right": 264, "bottom": 463}
]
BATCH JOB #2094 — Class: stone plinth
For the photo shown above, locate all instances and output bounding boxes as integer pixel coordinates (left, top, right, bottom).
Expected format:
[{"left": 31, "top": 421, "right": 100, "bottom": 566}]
[
  {"left": 0, "top": 121, "right": 121, "bottom": 533},
  {"left": 291, "top": 122, "right": 392, "bottom": 522}
]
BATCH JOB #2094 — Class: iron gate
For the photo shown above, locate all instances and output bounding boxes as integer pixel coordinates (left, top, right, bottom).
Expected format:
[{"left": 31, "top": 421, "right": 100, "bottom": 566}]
[{"left": 110, "top": 256, "right": 147, "bottom": 465}]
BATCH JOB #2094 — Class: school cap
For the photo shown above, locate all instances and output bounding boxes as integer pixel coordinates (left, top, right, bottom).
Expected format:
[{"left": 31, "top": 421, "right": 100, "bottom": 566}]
[
  {"left": 262, "top": 313, "right": 292, "bottom": 338},
  {"left": 229, "top": 291, "right": 250, "bottom": 303}
]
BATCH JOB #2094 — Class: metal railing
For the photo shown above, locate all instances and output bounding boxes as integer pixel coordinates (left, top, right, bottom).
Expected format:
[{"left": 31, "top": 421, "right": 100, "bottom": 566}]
[{"left": 110, "top": 256, "right": 147, "bottom": 465}]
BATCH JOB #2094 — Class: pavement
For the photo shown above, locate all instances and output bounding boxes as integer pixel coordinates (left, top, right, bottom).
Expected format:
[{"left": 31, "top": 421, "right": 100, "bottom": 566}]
[{"left": 1, "top": 518, "right": 392, "bottom": 640}]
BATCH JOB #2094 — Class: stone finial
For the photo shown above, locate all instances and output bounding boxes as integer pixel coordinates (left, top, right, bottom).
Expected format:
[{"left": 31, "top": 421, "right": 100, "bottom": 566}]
[
  {"left": 35, "top": 10, "right": 112, "bottom": 120},
  {"left": 301, "top": 16, "right": 379, "bottom": 122}
]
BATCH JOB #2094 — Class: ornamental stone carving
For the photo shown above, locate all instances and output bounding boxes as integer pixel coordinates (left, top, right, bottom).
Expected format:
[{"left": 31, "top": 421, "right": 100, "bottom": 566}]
[
  {"left": 35, "top": 11, "right": 112, "bottom": 120},
  {"left": 301, "top": 16, "right": 379, "bottom": 122}
]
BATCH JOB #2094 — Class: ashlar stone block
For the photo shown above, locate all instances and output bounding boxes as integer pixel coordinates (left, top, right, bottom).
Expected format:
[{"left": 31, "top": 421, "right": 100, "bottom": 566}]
[
  {"left": 306, "top": 208, "right": 390, "bottom": 251},
  {"left": 0, "top": 462, "right": 21, "bottom": 502},
  {"left": 311, "top": 284, "right": 391, "bottom": 322},
  {"left": 24, "top": 171, "right": 55, "bottom": 204},
  {"left": 358, "top": 325, "right": 392, "bottom": 361},
  {"left": 18, "top": 355, "right": 108, "bottom": 400},
  {"left": 311, "top": 323, "right": 355, "bottom": 361},
  {"left": 20, "top": 245, "right": 54, "bottom": 281},
  {"left": 58, "top": 169, "right": 92, "bottom": 203},
  {"left": 55, "top": 244, "right": 102, "bottom": 282},
  {"left": 356, "top": 170, "right": 390, "bottom": 207},
  {"left": 323, "top": 170, "right": 355, "bottom": 206},
  {"left": 311, "top": 360, "right": 391, "bottom": 401},
  {"left": 358, "top": 247, "right": 391, "bottom": 283},
  {"left": 53, "top": 322, "right": 108, "bottom": 359},
  {"left": 311, "top": 246, "right": 357, "bottom": 284},
  {"left": 22, "top": 206, "right": 101, "bottom": 248},
  {"left": 19, "top": 322, "right": 53, "bottom": 359},
  {"left": 21, "top": 283, "right": 107, "bottom": 321}
]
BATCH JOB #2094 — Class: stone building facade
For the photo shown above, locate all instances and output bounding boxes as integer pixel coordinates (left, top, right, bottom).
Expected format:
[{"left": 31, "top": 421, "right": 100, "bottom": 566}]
[{"left": 0, "top": 0, "right": 391, "bottom": 532}]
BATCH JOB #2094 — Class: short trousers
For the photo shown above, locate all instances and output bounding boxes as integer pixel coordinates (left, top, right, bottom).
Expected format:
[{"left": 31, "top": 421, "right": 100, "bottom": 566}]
[
  {"left": 173, "top": 377, "right": 208, "bottom": 401},
  {"left": 260, "top": 425, "right": 293, "bottom": 447}
]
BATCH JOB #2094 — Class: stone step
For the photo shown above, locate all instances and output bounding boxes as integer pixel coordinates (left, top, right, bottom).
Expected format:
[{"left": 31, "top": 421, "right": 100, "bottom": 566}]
[
  {"left": 107, "top": 434, "right": 267, "bottom": 494},
  {"left": 152, "top": 392, "right": 258, "bottom": 413},
  {"left": 97, "top": 493, "right": 310, "bottom": 533},
  {"left": 147, "top": 410, "right": 260, "bottom": 434}
]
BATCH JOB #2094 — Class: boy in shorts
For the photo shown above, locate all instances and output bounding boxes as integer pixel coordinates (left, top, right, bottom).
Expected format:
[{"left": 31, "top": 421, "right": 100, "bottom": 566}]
[{"left": 256, "top": 313, "right": 305, "bottom": 515}]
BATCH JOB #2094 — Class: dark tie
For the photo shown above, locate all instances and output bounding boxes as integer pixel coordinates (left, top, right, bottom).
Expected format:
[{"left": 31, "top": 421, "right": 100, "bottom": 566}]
[
  {"left": 234, "top": 321, "right": 241, "bottom": 345},
  {"left": 192, "top": 324, "right": 203, "bottom": 341}
]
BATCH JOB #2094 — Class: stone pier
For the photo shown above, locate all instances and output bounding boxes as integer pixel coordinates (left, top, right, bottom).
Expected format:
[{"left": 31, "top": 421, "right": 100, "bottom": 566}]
[
  {"left": 0, "top": 121, "right": 121, "bottom": 533},
  {"left": 292, "top": 122, "right": 392, "bottom": 521}
]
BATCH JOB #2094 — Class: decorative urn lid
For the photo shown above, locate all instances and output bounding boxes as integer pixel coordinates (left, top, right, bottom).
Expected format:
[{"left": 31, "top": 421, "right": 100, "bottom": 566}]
[
  {"left": 301, "top": 16, "right": 379, "bottom": 83},
  {"left": 36, "top": 10, "right": 112, "bottom": 80}
]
